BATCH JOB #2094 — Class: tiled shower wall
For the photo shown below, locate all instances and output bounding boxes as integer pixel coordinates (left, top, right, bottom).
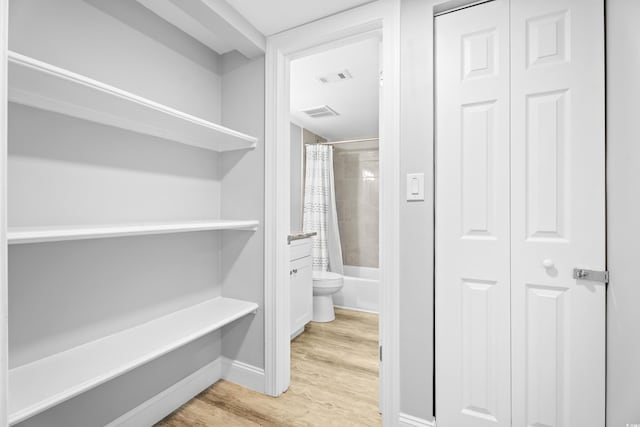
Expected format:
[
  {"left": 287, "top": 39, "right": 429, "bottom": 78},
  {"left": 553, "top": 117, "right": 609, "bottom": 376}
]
[{"left": 333, "top": 148, "right": 379, "bottom": 268}]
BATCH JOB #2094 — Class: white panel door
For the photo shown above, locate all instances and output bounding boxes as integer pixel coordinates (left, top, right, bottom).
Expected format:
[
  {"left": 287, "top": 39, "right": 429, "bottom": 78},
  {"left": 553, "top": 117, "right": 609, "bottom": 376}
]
[
  {"left": 510, "top": 0, "right": 606, "bottom": 426},
  {"left": 435, "top": 2, "right": 511, "bottom": 426}
]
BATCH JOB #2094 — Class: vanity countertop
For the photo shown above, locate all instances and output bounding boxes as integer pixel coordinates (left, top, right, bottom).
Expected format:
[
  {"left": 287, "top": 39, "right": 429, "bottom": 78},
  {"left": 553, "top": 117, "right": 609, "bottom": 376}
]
[{"left": 288, "top": 232, "right": 317, "bottom": 243}]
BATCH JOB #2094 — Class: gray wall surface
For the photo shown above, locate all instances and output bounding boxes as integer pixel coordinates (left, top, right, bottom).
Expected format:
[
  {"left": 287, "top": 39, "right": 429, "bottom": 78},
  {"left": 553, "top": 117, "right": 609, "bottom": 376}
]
[
  {"left": 220, "top": 51, "right": 266, "bottom": 369},
  {"left": 8, "top": 104, "right": 222, "bottom": 226},
  {"left": 399, "top": 0, "right": 435, "bottom": 420},
  {"left": 606, "top": 0, "right": 640, "bottom": 424},
  {"left": 7, "top": 0, "right": 238, "bottom": 425},
  {"left": 290, "top": 123, "right": 303, "bottom": 233},
  {"left": 9, "top": 0, "right": 222, "bottom": 121}
]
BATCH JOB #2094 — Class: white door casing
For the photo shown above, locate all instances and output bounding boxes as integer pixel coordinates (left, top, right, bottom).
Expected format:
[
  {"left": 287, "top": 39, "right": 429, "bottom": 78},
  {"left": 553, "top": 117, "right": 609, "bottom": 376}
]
[
  {"left": 0, "top": 0, "right": 8, "bottom": 424},
  {"left": 510, "top": 0, "right": 606, "bottom": 426},
  {"left": 264, "top": 1, "right": 401, "bottom": 424},
  {"left": 435, "top": 1, "right": 511, "bottom": 426}
]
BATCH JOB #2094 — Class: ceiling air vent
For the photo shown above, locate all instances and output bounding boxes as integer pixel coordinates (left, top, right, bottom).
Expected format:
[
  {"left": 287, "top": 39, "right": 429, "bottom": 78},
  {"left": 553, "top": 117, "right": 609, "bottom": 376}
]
[
  {"left": 301, "top": 105, "right": 340, "bottom": 118},
  {"left": 318, "top": 70, "right": 353, "bottom": 84}
]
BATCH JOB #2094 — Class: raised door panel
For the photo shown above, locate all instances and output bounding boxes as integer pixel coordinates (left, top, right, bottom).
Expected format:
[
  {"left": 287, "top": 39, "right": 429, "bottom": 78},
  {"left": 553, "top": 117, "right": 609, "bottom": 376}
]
[
  {"left": 461, "top": 102, "right": 496, "bottom": 238},
  {"left": 435, "top": 1, "right": 511, "bottom": 426},
  {"left": 525, "top": 90, "right": 568, "bottom": 240}
]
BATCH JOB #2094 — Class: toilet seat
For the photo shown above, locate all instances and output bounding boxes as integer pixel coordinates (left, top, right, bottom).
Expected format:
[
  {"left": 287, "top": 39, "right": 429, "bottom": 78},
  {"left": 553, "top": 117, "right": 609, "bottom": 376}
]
[{"left": 312, "top": 271, "right": 343, "bottom": 284}]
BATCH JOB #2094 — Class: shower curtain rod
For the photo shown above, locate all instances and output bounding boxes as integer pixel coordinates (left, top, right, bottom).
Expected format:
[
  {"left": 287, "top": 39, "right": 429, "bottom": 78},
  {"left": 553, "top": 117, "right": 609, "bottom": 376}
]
[{"left": 318, "top": 137, "right": 379, "bottom": 145}]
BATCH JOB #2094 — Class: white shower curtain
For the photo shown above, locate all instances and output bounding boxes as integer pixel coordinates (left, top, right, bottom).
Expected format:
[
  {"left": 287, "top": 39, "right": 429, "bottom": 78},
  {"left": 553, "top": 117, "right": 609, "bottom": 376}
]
[{"left": 303, "top": 144, "right": 344, "bottom": 274}]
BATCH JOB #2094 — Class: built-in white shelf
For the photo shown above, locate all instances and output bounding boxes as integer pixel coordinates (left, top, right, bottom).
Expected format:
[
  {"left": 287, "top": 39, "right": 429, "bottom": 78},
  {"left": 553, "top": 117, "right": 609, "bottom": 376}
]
[
  {"left": 8, "top": 296, "right": 258, "bottom": 425},
  {"left": 8, "top": 220, "right": 259, "bottom": 244},
  {"left": 7, "top": 51, "right": 258, "bottom": 152}
]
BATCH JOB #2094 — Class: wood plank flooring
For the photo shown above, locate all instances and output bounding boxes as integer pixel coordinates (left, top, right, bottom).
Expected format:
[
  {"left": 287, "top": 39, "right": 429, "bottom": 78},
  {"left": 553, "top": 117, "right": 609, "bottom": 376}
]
[{"left": 156, "top": 308, "right": 380, "bottom": 426}]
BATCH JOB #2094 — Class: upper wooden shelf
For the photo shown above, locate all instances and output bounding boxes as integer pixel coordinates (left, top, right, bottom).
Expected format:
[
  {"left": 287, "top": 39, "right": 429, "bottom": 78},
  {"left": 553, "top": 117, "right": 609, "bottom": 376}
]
[
  {"left": 7, "top": 51, "right": 258, "bottom": 152},
  {"left": 8, "top": 220, "right": 259, "bottom": 244}
]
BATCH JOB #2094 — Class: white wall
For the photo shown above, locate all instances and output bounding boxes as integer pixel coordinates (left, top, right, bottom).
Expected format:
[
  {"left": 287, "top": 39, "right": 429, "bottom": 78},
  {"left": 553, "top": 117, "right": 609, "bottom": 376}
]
[
  {"left": 606, "top": 0, "right": 640, "bottom": 424},
  {"left": 399, "top": 0, "right": 435, "bottom": 421}
]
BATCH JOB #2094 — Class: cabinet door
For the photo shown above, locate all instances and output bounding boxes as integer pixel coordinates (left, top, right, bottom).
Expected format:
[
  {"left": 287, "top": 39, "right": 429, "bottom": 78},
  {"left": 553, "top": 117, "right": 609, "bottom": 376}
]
[{"left": 290, "top": 256, "right": 312, "bottom": 337}]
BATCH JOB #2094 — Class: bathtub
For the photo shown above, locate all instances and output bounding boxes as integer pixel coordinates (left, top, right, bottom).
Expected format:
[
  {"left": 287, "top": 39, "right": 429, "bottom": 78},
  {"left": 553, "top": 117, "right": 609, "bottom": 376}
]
[{"left": 333, "top": 265, "right": 379, "bottom": 313}]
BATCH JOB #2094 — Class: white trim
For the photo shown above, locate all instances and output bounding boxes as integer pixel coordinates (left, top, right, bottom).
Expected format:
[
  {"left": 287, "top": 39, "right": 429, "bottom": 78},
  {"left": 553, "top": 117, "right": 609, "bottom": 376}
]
[
  {"left": 0, "top": 0, "right": 8, "bottom": 424},
  {"left": 106, "top": 356, "right": 265, "bottom": 427},
  {"left": 264, "top": 28, "right": 291, "bottom": 397},
  {"left": 106, "top": 359, "right": 222, "bottom": 427},
  {"left": 334, "top": 305, "right": 379, "bottom": 315},
  {"left": 220, "top": 357, "right": 265, "bottom": 394},
  {"left": 264, "top": 1, "right": 401, "bottom": 425},
  {"left": 398, "top": 412, "right": 436, "bottom": 427}
]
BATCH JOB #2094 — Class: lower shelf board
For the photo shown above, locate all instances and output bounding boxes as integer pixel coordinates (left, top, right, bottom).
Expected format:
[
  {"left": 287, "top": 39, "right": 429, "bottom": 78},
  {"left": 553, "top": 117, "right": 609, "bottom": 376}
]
[{"left": 8, "top": 296, "right": 259, "bottom": 425}]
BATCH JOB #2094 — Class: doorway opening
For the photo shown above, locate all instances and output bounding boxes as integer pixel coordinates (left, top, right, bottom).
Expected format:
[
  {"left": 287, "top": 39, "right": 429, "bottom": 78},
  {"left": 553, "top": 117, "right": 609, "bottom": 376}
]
[
  {"left": 264, "top": 1, "right": 401, "bottom": 423},
  {"left": 287, "top": 33, "right": 382, "bottom": 423}
]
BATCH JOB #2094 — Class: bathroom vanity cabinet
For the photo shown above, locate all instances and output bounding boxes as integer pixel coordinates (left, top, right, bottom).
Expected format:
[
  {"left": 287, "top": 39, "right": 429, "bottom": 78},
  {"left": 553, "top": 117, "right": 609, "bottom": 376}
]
[{"left": 289, "top": 237, "right": 313, "bottom": 338}]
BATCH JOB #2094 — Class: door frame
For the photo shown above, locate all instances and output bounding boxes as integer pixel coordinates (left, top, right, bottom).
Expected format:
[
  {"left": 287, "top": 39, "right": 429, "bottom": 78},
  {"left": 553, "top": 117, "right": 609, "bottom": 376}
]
[
  {"left": 263, "top": 0, "right": 401, "bottom": 424},
  {"left": 0, "top": 0, "right": 8, "bottom": 424}
]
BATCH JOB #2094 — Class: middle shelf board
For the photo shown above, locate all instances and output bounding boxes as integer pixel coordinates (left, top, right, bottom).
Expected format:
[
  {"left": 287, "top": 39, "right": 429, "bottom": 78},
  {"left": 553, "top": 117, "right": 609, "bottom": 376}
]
[
  {"left": 8, "top": 296, "right": 259, "bottom": 425},
  {"left": 8, "top": 51, "right": 258, "bottom": 152},
  {"left": 8, "top": 219, "right": 259, "bottom": 244}
]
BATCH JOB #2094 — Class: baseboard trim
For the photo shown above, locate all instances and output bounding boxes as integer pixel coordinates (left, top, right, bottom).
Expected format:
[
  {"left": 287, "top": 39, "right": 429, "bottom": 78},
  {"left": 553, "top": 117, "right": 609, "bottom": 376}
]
[
  {"left": 107, "top": 357, "right": 265, "bottom": 426},
  {"left": 107, "top": 358, "right": 222, "bottom": 427},
  {"left": 334, "top": 304, "right": 379, "bottom": 314},
  {"left": 221, "top": 356, "right": 265, "bottom": 394},
  {"left": 398, "top": 412, "right": 436, "bottom": 427}
]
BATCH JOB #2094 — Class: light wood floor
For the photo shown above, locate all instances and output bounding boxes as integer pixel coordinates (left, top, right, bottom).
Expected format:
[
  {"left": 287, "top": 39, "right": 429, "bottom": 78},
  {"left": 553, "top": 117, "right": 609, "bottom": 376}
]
[{"left": 157, "top": 308, "right": 381, "bottom": 426}]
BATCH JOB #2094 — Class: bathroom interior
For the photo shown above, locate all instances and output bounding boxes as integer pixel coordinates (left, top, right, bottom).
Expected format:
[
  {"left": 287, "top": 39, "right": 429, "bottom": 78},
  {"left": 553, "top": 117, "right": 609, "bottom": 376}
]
[{"left": 287, "top": 32, "right": 381, "bottom": 408}]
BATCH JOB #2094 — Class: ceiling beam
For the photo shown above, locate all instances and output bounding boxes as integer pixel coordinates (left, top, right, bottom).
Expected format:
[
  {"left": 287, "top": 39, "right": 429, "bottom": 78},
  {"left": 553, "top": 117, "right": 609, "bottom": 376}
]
[{"left": 137, "top": 0, "right": 266, "bottom": 59}]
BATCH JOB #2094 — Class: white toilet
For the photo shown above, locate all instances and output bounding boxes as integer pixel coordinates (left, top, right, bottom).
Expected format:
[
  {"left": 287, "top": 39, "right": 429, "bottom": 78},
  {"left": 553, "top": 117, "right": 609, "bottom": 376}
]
[{"left": 312, "top": 271, "right": 344, "bottom": 322}]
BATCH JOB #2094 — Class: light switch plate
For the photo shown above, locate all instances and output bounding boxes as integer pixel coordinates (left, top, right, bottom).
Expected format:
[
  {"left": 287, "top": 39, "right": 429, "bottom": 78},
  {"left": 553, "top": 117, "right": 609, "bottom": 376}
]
[{"left": 406, "top": 173, "right": 425, "bottom": 201}]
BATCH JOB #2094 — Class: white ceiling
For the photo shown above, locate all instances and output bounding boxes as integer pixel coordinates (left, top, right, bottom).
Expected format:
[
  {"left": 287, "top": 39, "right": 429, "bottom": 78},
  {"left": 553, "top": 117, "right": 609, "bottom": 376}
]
[
  {"left": 225, "top": 0, "right": 374, "bottom": 36},
  {"left": 290, "top": 36, "right": 380, "bottom": 141}
]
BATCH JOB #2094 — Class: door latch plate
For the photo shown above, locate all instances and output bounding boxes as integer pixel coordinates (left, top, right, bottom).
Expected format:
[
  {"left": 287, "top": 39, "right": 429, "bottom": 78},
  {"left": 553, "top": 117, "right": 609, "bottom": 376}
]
[{"left": 573, "top": 268, "right": 609, "bottom": 283}]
